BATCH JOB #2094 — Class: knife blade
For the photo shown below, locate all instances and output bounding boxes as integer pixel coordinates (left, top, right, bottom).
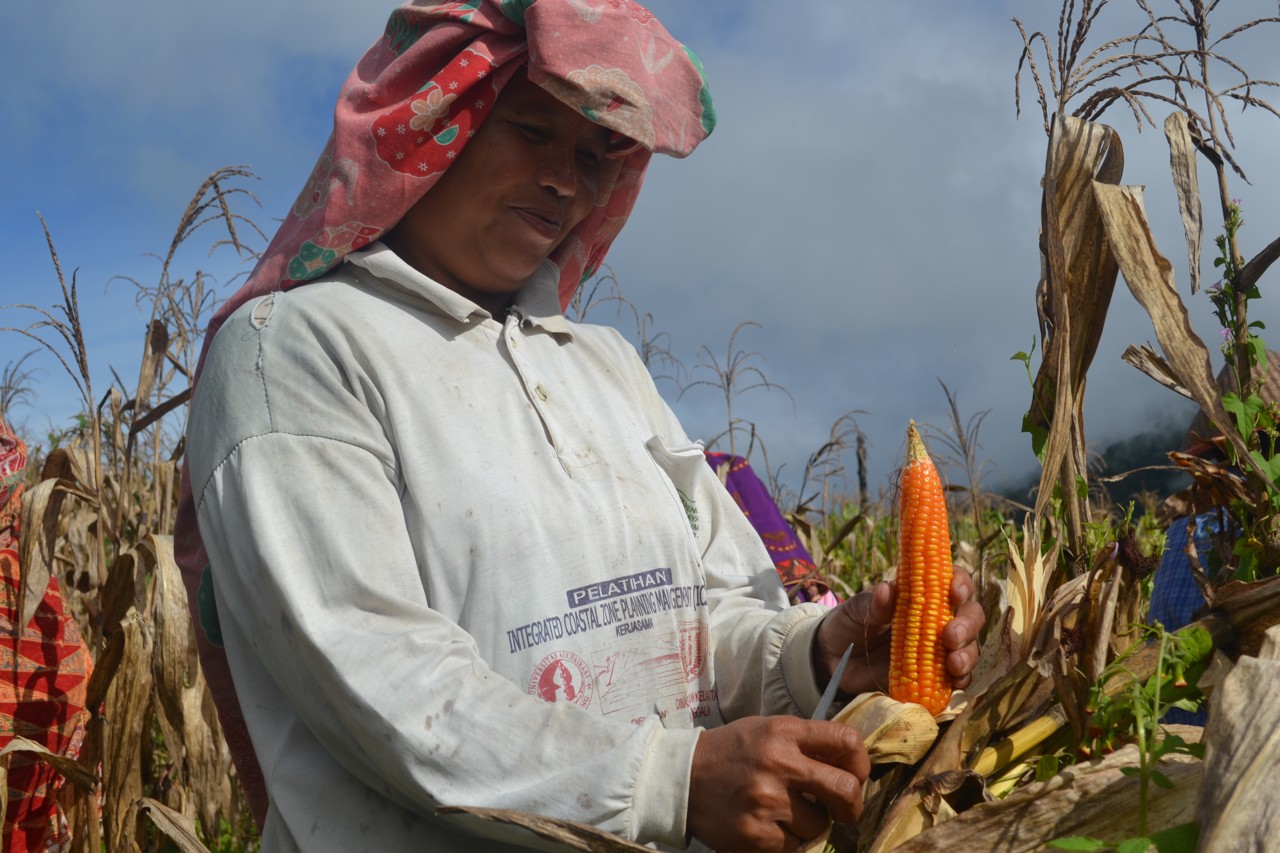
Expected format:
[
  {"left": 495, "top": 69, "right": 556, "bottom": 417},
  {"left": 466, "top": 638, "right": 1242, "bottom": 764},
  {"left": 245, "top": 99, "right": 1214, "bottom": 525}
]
[{"left": 811, "top": 642, "right": 854, "bottom": 721}]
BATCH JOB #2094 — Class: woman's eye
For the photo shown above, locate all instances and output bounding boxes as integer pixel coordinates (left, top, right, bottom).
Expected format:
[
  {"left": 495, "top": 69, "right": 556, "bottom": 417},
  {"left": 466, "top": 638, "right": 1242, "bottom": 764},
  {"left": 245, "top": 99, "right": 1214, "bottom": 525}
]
[
  {"left": 516, "top": 123, "right": 549, "bottom": 141},
  {"left": 576, "top": 147, "right": 603, "bottom": 166}
]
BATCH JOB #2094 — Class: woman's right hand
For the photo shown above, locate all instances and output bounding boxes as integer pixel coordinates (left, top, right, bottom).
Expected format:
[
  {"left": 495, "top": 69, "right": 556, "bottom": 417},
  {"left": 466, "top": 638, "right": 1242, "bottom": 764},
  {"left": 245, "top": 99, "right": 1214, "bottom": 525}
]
[{"left": 686, "top": 715, "right": 869, "bottom": 853}]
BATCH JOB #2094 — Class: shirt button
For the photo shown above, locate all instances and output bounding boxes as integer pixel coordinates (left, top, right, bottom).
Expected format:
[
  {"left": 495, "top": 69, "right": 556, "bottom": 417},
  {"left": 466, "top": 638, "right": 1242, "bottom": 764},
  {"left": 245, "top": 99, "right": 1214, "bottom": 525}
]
[{"left": 535, "top": 385, "right": 548, "bottom": 401}]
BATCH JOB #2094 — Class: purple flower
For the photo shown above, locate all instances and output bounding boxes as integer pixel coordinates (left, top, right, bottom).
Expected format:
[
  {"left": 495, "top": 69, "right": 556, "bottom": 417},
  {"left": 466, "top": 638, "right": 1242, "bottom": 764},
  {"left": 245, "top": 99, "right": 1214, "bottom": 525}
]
[
  {"left": 1207, "top": 280, "right": 1224, "bottom": 294},
  {"left": 1221, "top": 327, "right": 1233, "bottom": 341}
]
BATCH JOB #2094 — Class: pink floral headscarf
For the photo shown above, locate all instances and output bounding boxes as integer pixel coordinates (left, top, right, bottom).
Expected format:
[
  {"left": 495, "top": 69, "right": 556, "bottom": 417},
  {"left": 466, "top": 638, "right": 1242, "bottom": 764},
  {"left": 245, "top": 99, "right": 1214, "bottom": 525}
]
[
  {"left": 207, "top": 0, "right": 714, "bottom": 350},
  {"left": 175, "top": 0, "right": 715, "bottom": 826}
]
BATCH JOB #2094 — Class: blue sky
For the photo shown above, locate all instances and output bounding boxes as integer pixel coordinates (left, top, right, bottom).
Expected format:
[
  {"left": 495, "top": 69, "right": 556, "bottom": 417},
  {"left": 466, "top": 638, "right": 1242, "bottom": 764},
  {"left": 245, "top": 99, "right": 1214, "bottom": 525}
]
[{"left": 4, "top": 0, "right": 1280, "bottom": 502}]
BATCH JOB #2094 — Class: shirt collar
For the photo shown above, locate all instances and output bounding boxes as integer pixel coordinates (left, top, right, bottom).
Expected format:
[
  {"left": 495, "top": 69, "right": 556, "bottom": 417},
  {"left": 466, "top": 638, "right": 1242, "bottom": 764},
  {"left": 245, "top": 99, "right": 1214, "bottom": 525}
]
[{"left": 345, "top": 243, "right": 575, "bottom": 339}]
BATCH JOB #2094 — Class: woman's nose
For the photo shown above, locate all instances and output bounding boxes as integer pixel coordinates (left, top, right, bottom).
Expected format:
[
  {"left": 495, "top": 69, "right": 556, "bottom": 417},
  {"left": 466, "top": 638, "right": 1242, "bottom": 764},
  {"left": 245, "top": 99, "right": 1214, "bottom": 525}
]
[{"left": 537, "top": 145, "right": 579, "bottom": 198}]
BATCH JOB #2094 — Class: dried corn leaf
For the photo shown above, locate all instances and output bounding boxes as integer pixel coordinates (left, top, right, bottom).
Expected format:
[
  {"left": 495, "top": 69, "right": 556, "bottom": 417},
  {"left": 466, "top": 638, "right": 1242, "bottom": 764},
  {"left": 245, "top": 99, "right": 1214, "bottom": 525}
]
[
  {"left": 0, "top": 736, "right": 97, "bottom": 821},
  {"left": 1164, "top": 112, "right": 1203, "bottom": 294},
  {"left": 864, "top": 788, "right": 959, "bottom": 853},
  {"left": 100, "top": 551, "right": 142, "bottom": 639},
  {"left": 1029, "top": 115, "right": 1123, "bottom": 542},
  {"left": 1004, "top": 514, "right": 1057, "bottom": 663},
  {"left": 135, "top": 796, "right": 211, "bottom": 853},
  {"left": 62, "top": 496, "right": 107, "bottom": 592},
  {"left": 86, "top": 626, "right": 125, "bottom": 716},
  {"left": 435, "top": 806, "right": 651, "bottom": 852},
  {"left": 1026, "top": 572, "right": 1092, "bottom": 739},
  {"left": 1198, "top": 624, "right": 1280, "bottom": 850},
  {"left": 182, "top": 683, "right": 234, "bottom": 834},
  {"left": 889, "top": 743, "right": 1201, "bottom": 852},
  {"left": 1027, "top": 574, "right": 1089, "bottom": 678},
  {"left": 1083, "top": 553, "right": 1123, "bottom": 686},
  {"left": 1028, "top": 115, "right": 1125, "bottom": 433},
  {"left": 1121, "top": 343, "right": 1193, "bottom": 399},
  {"left": 1091, "top": 182, "right": 1262, "bottom": 482},
  {"left": 133, "top": 320, "right": 170, "bottom": 420},
  {"left": 137, "top": 534, "right": 237, "bottom": 830},
  {"left": 103, "top": 608, "right": 155, "bottom": 853},
  {"left": 40, "top": 445, "right": 96, "bottom": 491},
  {"left": 16, "top": 477, "right": 87, "bottom": 631},
  {"left": 152, "top": 460, "right": 178, "bottom": 534},
  {"left": 144, "top": 534, "right": 192, "bottom": 742}
]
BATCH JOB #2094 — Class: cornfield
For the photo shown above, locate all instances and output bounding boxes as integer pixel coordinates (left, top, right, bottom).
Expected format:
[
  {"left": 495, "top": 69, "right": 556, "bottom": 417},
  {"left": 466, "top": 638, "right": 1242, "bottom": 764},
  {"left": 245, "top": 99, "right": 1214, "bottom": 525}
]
[{"left": 3, "top": 1, "right": 1280, "bottom": 851}]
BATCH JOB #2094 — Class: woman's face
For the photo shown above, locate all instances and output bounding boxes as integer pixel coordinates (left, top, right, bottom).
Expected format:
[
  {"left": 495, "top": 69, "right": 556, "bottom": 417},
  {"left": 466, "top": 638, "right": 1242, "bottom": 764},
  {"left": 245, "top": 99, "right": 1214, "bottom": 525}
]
[{"left": 385, "top": 71, "right": 612, "bottom": 315}]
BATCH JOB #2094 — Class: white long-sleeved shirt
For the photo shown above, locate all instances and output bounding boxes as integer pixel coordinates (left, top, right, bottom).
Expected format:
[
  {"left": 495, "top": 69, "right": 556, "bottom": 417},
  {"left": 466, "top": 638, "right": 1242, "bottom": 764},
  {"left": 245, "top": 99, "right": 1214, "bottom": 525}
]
[{"left": 186, "top": 244, "right": 827, "bottom": 852}]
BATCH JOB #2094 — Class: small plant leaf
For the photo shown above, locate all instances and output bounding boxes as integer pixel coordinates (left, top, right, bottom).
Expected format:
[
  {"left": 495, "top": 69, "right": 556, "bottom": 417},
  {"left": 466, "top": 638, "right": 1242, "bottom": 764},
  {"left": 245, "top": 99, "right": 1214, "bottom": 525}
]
[
  {"left": 1116, "top": 836, "right": 1155, "bottom": 853},
  {"left": 1036, "top": 751, "right": 1062, "bottom": 782},
  {"left": 1048, "top": 837, "right": 1109, "bottom": 851},
  {"left": 1150, "top": 821, "right": 1199, "bottom": 853}
]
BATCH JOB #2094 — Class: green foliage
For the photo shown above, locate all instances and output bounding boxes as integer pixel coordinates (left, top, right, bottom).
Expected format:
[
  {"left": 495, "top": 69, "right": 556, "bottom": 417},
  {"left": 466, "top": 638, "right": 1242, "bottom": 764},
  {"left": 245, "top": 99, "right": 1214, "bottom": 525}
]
[
  {"left": 1207, "top": 200, "right": 1258, "bottom": 365},
  {"left": 1083, "top": 625, "right": 1211, "bottom": 759},
  {"left": 204, "top": 817, "right": 262, "bottom": 853},
  {"left": 820, "top": 497, "right": 895, "bottom": 597},
  {"left": 1048, "top": 838, "right": 1108, "bottom": 851},
  {"left": 1012, "top": 339, "right": 1050, "bottom": 462},
  {"left": 1050, "top": 625, "right": 1209, "bottom": 852},
  {"left": 1050, "top": 822, "right": 1199, "bottom": 853}
]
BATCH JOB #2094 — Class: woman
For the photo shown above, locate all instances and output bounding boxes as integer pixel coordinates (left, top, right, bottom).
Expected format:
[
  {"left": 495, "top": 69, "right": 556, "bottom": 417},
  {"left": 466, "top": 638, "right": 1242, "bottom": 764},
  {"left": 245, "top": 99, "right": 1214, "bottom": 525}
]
[{"left": 179, "top": 3, "right": 984, "bottom": 852}]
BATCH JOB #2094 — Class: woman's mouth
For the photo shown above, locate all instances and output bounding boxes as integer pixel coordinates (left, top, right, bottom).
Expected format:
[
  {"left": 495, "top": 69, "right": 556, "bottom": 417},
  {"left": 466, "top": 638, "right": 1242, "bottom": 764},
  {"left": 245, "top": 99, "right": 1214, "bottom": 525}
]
[{"left": 514, "top": 206, "right": 563, "bottom": 240}]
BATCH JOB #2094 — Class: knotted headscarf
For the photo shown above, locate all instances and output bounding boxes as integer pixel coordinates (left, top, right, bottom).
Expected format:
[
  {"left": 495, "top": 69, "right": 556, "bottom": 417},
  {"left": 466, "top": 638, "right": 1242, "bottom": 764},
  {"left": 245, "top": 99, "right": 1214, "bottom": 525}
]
[
  {"left": 203, "top": 0, "right": 715, "bottom": 354},
  {"left": 175, "top": 0, "right": 716, "bottom": 825}
]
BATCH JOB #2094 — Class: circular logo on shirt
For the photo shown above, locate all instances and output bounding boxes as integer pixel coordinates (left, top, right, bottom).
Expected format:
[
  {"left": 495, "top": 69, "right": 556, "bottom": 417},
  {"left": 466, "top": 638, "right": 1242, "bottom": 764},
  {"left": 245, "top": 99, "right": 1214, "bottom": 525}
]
[{"left": 530, "top": 651, "right": 593, "bottom": 710}]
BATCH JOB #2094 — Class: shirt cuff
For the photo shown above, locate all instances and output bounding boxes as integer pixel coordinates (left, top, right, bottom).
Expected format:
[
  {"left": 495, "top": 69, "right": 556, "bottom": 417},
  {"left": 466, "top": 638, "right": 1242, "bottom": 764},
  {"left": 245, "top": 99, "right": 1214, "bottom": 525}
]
[
  {"left": 631, "top": 725, "right": 700, "bottom": 847},
  {"left": 778, "top": 605, "right": 827, "bottom": 716}
]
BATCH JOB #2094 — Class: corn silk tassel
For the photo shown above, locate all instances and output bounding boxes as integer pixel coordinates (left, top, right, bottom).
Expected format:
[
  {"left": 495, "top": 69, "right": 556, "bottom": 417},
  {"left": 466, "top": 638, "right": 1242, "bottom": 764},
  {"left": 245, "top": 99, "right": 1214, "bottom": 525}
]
[{"left": 889, "top": 421, "right": 954, "bottom": 716}]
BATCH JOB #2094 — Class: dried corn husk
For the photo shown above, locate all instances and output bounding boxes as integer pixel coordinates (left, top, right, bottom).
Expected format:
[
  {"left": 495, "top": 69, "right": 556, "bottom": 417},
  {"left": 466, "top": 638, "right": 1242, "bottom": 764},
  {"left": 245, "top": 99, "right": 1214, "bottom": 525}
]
[
  {"left": 1197, "top": 624, "right": 1280, "bottom": 850},
  {"left": 801, "top": 693, "right": 944, "bottom": 852},
  {"left": 889, "top": 739, "right": 1201, "bottom": 852},
  {"left": 832, "top": 692, "right": 940, "bottom": 766}
]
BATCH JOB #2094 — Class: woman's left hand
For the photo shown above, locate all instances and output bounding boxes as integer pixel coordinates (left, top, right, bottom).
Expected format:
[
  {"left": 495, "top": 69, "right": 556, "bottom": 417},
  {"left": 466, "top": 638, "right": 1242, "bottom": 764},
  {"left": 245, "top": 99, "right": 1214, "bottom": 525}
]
[{"left": 812, "top": 569, "right": 985, "bottom": 701}]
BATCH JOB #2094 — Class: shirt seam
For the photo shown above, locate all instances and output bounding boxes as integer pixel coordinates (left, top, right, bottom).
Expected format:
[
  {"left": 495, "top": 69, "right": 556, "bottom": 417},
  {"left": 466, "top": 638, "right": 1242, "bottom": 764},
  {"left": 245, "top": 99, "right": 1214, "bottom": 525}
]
[{"left": 193, "top": 431, "right": 390, "bottom": 517}]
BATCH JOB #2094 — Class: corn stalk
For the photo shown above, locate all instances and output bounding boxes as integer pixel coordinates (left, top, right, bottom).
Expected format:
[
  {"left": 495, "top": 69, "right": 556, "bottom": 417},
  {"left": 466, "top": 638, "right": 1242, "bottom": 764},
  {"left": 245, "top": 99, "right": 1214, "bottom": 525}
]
[{"left": 4, "top": 167, "right": 264, "bottom": 851}]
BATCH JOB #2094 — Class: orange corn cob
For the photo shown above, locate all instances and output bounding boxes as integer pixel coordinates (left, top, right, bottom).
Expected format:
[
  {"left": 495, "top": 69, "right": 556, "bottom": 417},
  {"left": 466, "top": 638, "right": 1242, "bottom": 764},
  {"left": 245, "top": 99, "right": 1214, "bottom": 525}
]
[{"left": 889, "top": 421, "right": 954, "bottom": 716}]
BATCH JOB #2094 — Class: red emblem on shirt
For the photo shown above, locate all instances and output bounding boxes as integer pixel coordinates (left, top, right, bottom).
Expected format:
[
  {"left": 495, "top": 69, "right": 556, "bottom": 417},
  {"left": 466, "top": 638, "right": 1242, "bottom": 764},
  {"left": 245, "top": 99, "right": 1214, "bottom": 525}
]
[
  {"left": 678, "top": 620, "right": 706, "bottom": 683},
  {"left": 530, "top": 651, "right": 593, "bottom": 710}
]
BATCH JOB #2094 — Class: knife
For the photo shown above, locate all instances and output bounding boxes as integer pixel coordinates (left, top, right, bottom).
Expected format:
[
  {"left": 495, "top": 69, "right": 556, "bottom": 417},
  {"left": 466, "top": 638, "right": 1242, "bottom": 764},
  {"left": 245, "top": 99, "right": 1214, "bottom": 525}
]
[{"left": 811, "top": 642, "right": 854, "bottom": 721}]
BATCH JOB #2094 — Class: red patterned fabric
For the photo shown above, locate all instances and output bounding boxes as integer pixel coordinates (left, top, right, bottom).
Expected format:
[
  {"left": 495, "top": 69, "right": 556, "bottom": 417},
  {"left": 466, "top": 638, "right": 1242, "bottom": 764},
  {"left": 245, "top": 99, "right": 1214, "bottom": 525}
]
[{"left": 0, "top": 420, "right": 93, "bottom": 853}]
